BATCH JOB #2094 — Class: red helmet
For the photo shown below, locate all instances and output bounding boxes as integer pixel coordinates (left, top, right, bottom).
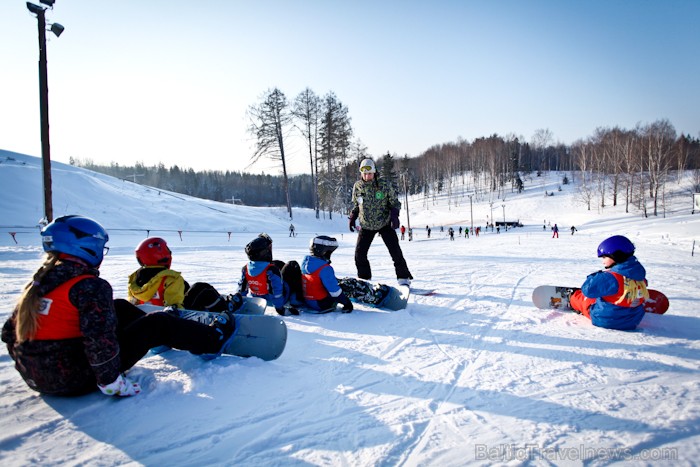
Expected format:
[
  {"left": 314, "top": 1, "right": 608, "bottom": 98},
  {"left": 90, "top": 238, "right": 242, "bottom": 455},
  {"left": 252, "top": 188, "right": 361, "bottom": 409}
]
[{"left": 135, "top": 237, "right": 172, "bottom": 268}]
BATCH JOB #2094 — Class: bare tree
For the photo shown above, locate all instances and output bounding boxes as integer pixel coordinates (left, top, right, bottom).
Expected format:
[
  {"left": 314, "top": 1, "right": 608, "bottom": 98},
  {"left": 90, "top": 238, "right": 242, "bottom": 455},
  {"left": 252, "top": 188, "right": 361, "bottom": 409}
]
[
  {"left": 292, "top": 88, "right": 321, "bottom": 218},
  {"left": 532, "top": 128, "right": 553, "bottom": 192},
  {"left": 572, "top": 139, "right": 595, "bottom": 210},
  {"left": 247, "top": 88, "right": 293, "bottom": 219},
  {"left": 318, "top": 92, "right": 353, "bottom": 217},
  {"left": 641, "top": 119, "right": 676, "bottom": 216}
]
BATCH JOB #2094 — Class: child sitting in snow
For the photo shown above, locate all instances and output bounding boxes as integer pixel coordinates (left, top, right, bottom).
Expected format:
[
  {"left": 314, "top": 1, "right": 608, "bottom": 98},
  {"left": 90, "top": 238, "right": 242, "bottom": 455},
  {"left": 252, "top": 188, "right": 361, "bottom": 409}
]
[
  {"left": 237, "top": 233, "right": 301, "bottom": 315},
  {"left": 128, "top": 237, "right": 241, "bottom": 313},
  {"left": 286, "top": 235, "right": 392, "bottom": 312},
  {"left": 298, "top": 236, "right": 354, "bottom": 312},
  {"left": 568, "top": 235, "right": 649, "bottom": 330}
]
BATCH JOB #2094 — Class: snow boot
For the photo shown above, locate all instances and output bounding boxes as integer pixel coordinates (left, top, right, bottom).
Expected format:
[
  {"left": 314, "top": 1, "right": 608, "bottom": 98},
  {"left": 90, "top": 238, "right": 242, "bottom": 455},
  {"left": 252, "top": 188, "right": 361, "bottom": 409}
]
[{"left": 200, "top": 310, "right": 236, "bottom": 360}]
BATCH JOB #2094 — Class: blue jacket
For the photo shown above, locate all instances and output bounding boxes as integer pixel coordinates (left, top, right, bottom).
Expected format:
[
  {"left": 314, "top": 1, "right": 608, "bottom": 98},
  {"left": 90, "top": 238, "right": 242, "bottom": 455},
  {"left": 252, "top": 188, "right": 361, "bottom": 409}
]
[
  {"left": 238, "top": 261, "right": 288, "bottom": 310},
  {"left": 300, "top": 255, "right": 343, "bottom": 311},
  {"left": 581, "top": 256, "right": 646, "bottom": 330}
]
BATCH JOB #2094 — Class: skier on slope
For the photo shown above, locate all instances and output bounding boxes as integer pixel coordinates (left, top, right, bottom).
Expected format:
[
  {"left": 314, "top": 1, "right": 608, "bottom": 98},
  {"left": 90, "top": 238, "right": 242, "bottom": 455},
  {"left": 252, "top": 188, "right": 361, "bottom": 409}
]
[
  {"left": 349, "top": 158, "right": 412, "bottom": 286},
  {"left": 128, "top": 237, "right": 241, "bottom": 313},
  {"left": 552, "top": 224, "right": 560, "bottom": 238},
  {"left": 568, "top": 235, "right": 649, "bottom": 330},
  {"left": 1, "top": 215, "right": 235, "bottom": 397}
]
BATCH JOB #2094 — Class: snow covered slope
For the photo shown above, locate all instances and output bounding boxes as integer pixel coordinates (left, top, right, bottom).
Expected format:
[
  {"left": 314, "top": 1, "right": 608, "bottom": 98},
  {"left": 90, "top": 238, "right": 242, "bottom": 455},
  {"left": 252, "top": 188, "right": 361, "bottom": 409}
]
[{"left": 1, "top": 150, "right": 698, "bottom": 466}]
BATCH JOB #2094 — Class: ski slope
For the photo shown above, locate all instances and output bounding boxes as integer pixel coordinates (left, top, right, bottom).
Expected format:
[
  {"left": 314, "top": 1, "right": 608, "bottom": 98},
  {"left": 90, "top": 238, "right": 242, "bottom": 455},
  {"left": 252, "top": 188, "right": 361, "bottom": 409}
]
[{"left": 1, "top": 149, "right": 698, "bottom": 466}]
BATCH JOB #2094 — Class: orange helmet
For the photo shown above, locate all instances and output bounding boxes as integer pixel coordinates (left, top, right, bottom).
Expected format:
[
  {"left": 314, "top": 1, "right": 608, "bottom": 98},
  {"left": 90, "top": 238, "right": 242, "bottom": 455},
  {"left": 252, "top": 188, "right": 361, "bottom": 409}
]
[{"left": 135, "top": 237, "right": 172, "bottom": 268}]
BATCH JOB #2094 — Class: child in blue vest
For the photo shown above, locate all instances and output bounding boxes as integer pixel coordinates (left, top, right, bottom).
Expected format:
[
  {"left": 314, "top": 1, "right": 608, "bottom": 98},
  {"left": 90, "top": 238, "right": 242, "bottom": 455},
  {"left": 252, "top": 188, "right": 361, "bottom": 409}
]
[
  {"left": 238, "top": 233, "right": 300, "bottom": 315},
  {"left": 569, "top": 235, "right": 649, "bottom": 330},
  {"left": 300, "top": 236, "right": 354, "bottom": 312}
]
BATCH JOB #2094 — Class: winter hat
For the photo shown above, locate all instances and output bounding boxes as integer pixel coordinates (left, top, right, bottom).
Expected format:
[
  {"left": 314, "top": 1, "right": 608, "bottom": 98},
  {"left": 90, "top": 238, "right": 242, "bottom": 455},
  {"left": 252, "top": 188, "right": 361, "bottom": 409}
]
[{"left": 359, "top": 159, "right": 376, "bottom": 173}]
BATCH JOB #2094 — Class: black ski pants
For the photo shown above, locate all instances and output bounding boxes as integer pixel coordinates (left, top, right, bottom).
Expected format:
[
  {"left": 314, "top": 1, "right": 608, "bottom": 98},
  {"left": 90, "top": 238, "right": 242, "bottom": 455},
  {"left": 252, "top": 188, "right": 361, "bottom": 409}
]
[
  {"left": 114, "top": 299, "right": 223, "bottom": 370},
  {"left": 354, "top": 224, "right": 412, "bottom": 281}
]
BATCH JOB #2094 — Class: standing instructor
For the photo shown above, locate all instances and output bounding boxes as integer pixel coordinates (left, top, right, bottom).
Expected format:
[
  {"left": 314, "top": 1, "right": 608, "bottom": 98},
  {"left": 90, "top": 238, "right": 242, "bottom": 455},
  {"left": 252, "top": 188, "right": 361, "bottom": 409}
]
[{"left": 349, "top": 158, "right": 413, "bottom": 286}]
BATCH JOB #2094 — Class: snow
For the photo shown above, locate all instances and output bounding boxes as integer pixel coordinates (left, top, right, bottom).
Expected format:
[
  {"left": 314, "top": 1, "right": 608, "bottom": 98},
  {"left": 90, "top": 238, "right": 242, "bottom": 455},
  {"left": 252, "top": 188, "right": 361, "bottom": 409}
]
[{"left": 1, "top": 149, "right": 699, "bottom": 466}]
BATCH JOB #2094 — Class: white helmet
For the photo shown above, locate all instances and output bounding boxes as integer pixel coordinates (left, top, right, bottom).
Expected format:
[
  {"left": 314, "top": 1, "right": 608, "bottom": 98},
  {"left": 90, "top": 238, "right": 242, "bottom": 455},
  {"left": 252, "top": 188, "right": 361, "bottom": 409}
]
[{"left": 359, "top": 159, "right": 376, "bottom": 173}]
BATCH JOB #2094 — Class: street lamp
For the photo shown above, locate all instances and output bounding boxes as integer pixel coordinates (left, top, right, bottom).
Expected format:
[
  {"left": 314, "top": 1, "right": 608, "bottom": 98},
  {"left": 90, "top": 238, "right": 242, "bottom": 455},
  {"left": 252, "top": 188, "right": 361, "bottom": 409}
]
[
  {"left": 468, "top": 194, "right": 474, "bottom": 233},
  {"left": 502, "top": 204, "right": 506, "bottom": 231},
  {"left": 26, "top": 0, "right": 64, "bottom": 224}
]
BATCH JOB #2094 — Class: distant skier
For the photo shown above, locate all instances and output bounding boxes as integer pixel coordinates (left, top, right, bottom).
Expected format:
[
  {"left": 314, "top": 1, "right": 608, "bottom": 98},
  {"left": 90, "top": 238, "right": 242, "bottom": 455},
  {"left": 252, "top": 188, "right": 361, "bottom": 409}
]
[
  {"left": 400, "top": 225, "right": 406, "bottom": 240},
  {"left": 571, "top": 226, "right": 577, "bottom": 235},
  {"left": 427, "top": 227, "right": 431, "bottom": 238},
  {"left": 552, "top": 224, "right": 559, "bottom": 238},
  {"left": 448, "top": 227, "right": 455, "bottom": 240},
  {"left": 289, "top": 224, "right": 296, "bottom": 237},
  {"left": 568, "top": 235, "right": 649, "bottom": 330}
]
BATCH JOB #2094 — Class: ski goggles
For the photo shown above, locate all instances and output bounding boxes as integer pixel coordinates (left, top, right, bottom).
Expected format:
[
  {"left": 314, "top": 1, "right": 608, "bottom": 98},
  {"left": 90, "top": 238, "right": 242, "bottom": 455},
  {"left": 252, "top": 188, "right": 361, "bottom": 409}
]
[{"left": 359, "top": 165, "right": 375, "bottom": 173}]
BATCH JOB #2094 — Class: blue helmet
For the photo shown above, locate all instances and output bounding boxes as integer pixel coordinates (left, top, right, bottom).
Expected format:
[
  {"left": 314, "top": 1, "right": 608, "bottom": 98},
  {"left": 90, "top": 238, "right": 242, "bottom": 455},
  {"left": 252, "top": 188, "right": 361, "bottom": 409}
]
[
  {"left": 597, "top": 235, "right": 635, "bottom": 263},
  {"left": 41, "top": 215, "right": 109, "bottom": 267}
]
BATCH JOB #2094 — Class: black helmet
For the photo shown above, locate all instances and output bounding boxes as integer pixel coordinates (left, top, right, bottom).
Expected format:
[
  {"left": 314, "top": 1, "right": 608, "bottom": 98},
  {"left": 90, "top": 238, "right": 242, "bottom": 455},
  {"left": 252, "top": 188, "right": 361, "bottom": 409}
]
[
  {"left": 310, "top": 235, "right": 338, "bottom": 261},
  {"left": 245, "top": 233, "right": 273, "bottom": 262}
]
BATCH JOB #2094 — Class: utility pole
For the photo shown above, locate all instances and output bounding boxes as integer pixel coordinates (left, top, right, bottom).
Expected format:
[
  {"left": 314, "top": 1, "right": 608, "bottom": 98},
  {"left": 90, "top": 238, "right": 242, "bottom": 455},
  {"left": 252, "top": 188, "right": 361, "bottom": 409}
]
[
  {"left": 468, "top": 194, "right": 474, "bottom": 232},
  {"left": 27, "top": 1, "right": 64, "bottom": 223},
  {"left": 402, "top": 173, "right": 411, "bottom": 232}
]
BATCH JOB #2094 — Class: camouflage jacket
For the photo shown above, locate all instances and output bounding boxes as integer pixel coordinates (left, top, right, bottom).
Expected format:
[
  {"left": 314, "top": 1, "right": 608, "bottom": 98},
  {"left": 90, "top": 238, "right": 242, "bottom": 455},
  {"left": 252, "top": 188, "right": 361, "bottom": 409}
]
[
  {"left": 1, "top": 259, "right": 121, "bottom": 396},
  {"left": 351, "top": 175, "right": 401, "bottom": 231}
]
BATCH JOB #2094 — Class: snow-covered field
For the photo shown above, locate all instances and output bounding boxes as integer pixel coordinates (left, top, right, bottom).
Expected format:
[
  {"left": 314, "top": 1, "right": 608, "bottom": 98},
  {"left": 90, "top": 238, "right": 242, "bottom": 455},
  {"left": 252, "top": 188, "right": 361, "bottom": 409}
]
[{"left": 1, "top": 149, "right": 698, "bottom": 466}]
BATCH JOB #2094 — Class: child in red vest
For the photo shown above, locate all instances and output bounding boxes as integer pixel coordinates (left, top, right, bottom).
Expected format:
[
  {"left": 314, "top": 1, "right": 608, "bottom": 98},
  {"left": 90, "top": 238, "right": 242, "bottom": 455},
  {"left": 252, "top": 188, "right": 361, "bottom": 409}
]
[
  {"left": 569, "top": 235, "right": 649, "bottom": 330},
  {"left": 300, "top": 236, "right": 354, "bottom": 312},
  {"left": 238, "top": 233, "right": 300, "bottom": 315}
]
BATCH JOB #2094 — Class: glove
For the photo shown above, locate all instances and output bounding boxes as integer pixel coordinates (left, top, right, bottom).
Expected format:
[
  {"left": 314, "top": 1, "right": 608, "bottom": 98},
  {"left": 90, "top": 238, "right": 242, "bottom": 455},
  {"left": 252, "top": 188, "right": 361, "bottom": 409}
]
[
  {"left": 339, "top": 293, "right": 353, "bottom": 313},
  {"left": 98, "top": 373, "right": 141, "bottom": 397},
  {"left": 390, "top": 208, "right": 400, "bottom": 230},
  {"left": 349, "top": 215, "right": 357, "bottom": 232}
]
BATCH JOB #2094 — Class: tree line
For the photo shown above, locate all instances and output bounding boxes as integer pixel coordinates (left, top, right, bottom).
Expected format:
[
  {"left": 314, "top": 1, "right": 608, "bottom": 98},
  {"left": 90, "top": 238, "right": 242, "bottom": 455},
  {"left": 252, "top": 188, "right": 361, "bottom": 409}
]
[{"left": 72, "top": 94, "right": 700, "bottom": 220}]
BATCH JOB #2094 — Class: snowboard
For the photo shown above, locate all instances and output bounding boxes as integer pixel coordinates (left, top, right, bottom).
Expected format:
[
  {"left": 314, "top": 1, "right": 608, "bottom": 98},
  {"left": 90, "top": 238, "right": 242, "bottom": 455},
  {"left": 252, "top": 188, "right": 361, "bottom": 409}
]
[
  {"left": 378, "top": 284, "right": 411, "bottom": 311},
  {"left": 411, "top": 287, "right": 436, "bottom": 296},
  {"left": 337, "top": 277, "right": 411, "bottom": 311},
  {"left": 531, "top": 286, "right": 669, "bottom": 315},
  {"left": 138, "top": 299, "right": 287, "bottom": 360},
  {"left": 285, "top": 284, "right": 411, "bottom": 314}
]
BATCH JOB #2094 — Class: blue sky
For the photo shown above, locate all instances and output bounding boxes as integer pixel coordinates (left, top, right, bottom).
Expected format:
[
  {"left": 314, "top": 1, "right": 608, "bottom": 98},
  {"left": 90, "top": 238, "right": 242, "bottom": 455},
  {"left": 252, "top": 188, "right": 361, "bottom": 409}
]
[{"left": 2, "top": 0, "right": 698, "bottom": 174}]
